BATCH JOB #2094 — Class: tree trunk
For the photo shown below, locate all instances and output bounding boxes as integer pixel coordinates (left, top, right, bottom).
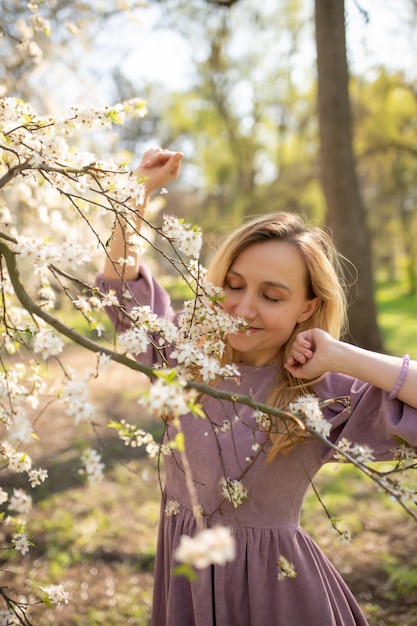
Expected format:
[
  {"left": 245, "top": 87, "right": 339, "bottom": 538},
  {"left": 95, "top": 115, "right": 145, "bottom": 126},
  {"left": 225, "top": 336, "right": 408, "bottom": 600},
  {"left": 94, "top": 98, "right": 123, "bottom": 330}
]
[{"left": 315, "top": 0, "right": 383, "bottom": 351}]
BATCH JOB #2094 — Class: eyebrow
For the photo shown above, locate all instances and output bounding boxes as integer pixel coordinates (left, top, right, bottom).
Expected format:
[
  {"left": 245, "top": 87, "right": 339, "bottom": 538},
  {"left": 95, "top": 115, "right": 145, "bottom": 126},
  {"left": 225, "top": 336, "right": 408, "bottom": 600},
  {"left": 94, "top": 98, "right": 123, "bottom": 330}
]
[{"left": 226, "top": 270, "right": 292, "bottom": 294}]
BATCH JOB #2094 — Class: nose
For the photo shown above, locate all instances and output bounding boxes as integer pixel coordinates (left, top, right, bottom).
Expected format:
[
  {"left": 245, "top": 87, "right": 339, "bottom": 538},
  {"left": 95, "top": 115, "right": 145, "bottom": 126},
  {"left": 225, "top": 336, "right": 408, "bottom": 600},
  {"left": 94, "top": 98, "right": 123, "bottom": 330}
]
[{"left": 233, "top": 291, "right": 257, "bottom": 320}]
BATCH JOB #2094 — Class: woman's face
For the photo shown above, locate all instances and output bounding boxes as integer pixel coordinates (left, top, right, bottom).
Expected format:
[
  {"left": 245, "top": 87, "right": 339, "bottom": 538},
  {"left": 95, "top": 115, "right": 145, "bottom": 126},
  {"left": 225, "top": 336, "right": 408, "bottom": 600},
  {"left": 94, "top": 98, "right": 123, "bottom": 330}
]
[{"left": 223, "top": 240, "right": 319, "bottom": 366}]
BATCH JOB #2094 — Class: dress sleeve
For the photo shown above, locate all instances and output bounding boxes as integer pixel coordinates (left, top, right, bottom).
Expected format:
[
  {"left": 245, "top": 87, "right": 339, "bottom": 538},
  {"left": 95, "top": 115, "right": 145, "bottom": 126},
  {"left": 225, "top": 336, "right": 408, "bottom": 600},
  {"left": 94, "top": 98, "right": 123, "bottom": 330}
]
[
  {"left": 314, "top": 372, "right": 417, "bottom": 462},
  {"left": 95, "top": 263, "right": 178, "bottom": 367}
]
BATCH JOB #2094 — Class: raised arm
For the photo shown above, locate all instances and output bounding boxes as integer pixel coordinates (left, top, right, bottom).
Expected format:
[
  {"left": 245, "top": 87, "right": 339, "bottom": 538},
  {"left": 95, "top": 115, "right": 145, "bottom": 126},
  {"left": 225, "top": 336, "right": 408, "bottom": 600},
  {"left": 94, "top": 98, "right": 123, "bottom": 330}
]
[
  {"left": 102, "top": 147, "right": 183, "bottom": 280},
  {"left": 285, "top": 328, "right": 417, "bottom": 410}
]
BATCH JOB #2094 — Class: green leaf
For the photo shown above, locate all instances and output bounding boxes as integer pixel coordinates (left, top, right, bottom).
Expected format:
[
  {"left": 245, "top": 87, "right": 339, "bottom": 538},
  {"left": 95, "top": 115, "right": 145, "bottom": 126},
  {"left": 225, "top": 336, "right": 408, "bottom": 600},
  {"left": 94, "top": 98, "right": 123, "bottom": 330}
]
[
  {"left": 172, "top": 564, "right": 198, "bottom": 582},
  {"left": 106, "top": 110, "right": 124, "bottom": 125}
]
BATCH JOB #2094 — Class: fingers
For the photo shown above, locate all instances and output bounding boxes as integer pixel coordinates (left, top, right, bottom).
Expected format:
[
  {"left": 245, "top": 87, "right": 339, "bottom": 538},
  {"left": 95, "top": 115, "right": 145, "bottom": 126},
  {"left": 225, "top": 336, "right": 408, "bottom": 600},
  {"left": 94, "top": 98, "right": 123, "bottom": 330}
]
[
  {"left": 134, "top": 148, "right": 184, "bottom": 194},
  {"left": 284, "top": 328, "right": 333, "bottom": 380},
  {"left": 290, "top": 344, "right": 313, "bottom": 365},
  {"left": 283, "top": 332, "right": 314, "bottom": 378},
  {"left": 170, "top": 156, "right": 182, "bottom": 177},
  {"left": 288, "top": 334, "right": 313, "bottom": 363},
  {"left": 140, "top": 147, "right": 183, "bottom": 169},
  {"left": 283, "top": 359, "right": 302, "bottom": 377},
  {"left": 284, "top": 353, "right": 312, "bottom": 379}
]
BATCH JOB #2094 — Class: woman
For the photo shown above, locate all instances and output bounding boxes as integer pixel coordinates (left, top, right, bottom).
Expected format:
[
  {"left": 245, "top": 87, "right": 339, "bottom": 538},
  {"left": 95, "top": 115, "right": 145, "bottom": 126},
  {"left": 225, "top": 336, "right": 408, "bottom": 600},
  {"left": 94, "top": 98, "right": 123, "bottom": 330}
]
[{"left": 97, "top": 148, "right": 417, "bottom": 626}]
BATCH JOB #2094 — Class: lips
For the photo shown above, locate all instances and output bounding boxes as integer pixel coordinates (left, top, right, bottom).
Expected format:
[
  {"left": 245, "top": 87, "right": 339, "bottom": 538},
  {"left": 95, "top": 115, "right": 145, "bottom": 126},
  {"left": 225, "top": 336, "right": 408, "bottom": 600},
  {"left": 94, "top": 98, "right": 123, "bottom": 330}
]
[{"left": 233, "top": 325, "right": 263, "bottom": 335}]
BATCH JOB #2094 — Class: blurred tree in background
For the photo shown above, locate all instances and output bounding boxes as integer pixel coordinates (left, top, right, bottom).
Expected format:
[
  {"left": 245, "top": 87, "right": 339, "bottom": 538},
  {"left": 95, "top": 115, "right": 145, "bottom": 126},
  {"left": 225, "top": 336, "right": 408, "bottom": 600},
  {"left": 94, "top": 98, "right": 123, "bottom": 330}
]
[{"left": 1, "top": 0, "right": 417, "bottom": 340}]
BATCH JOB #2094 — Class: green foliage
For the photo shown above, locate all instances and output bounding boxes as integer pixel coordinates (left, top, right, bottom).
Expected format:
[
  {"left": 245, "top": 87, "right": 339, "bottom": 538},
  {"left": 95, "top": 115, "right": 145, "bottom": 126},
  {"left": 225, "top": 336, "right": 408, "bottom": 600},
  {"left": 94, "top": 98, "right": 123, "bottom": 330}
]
[
  {"left": 381, "top": 553, "right": 417, "bottom": 599},
  {"left": 352, "top": 69, "right": 417, "bottom": 294},
  {"left": 376, "top": 276, "right": 417, "bottom": 356}
]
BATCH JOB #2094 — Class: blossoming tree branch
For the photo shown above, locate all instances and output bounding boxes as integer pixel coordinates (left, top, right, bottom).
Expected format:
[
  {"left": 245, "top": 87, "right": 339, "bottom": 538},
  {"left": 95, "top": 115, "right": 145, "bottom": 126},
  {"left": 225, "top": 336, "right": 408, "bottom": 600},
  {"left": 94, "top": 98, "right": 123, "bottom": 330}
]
[{"left": 0, "top": 97, "right": 416, "bottom": 622}]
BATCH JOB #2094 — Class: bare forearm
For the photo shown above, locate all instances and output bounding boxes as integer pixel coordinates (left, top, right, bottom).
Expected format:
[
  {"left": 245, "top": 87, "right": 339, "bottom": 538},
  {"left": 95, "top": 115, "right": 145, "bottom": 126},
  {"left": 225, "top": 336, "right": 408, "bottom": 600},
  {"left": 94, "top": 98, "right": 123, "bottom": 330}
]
[
  {"left": 102, "top": 206, "right": 146, "bottom": 281},
  {"left": 286, "top": 329, "right": 417, "bottom": 409},
  {"left": 101, "top": 148, "right": 183, "bottom": 281},
  {"left": 327, "top": 341, "right": 417, "bottom": 409}
]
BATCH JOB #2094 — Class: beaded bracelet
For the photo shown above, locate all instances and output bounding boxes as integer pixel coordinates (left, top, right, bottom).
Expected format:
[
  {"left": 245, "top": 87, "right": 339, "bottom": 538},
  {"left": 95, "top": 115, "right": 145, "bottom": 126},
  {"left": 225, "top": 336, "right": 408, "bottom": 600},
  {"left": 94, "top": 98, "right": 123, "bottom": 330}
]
[{"left": 388, "top": 354, "right": 410, "bottom": 401}]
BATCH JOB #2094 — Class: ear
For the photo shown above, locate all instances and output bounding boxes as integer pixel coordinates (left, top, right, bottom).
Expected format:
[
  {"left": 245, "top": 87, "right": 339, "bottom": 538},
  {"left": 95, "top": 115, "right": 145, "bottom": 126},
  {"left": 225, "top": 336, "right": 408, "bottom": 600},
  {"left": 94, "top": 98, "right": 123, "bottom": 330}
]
[{"left": 298, "top": 297, "right": 321, "bottom": 324}]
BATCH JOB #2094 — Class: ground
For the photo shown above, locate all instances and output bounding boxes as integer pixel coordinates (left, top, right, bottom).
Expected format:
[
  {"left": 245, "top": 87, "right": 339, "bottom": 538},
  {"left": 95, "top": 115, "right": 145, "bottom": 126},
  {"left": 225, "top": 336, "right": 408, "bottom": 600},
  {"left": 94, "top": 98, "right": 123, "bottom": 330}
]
[{"left": 1, "top": 347, "right": 417, "bottom": 625}]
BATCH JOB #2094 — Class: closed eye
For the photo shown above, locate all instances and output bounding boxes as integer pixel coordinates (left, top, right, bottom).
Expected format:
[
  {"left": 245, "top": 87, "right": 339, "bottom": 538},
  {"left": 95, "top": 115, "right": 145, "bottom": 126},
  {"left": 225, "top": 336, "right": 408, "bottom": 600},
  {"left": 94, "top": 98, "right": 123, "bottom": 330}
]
[
  {"left": 224, "top": 283, "right": 243, "bottom": 291},
  {"left": 262, "top": 294, "right": 281, "bottom": 303}
]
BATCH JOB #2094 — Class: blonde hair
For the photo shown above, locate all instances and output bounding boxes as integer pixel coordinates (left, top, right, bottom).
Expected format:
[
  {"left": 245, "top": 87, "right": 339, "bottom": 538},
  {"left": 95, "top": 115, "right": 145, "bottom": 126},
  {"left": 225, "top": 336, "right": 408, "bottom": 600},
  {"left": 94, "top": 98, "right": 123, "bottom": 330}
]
[{"left": 206, "top": 212, "right": 348, "bottom": 456}]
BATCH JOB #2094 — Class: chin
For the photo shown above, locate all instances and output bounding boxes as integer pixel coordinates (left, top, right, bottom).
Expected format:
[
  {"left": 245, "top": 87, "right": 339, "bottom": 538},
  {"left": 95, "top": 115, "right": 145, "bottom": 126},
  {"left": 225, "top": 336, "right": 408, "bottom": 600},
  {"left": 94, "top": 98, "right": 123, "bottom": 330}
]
[{"left": 228, "top": 338, "right": 251, "bottom": 353}]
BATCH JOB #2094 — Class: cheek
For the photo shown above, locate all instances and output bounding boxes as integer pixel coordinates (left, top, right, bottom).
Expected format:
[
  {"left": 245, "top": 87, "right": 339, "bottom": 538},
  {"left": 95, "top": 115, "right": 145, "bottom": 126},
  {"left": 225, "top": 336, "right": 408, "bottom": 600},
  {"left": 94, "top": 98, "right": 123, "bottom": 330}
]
[
  {"left": 267, "top": 309, "right": 290, "bottom": 329},
  {"left": 222, "top": 293, "right": 234, "bottom": 313}
]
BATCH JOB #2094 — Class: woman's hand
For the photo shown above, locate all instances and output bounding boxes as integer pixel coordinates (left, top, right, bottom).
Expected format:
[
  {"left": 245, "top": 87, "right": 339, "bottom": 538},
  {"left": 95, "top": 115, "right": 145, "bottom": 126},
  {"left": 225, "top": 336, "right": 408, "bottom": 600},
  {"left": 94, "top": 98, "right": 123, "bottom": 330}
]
[
  {"left": 134, "top": 147, "right": 184, "bottom": 196},
  {"left": 284, "top": 328, "right": 336, "bottom": 380},
  {"left": 102, "top": 147, "right": 183, "bottom": 280},
  {"left": 285, "top": 327, "right": 417, "bottom": 409}
]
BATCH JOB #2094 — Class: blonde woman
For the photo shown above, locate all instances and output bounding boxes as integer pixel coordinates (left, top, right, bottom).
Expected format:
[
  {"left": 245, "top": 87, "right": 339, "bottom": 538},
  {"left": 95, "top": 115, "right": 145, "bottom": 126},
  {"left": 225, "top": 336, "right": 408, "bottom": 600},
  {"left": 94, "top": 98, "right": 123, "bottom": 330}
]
[{"left": 97, "top": 148, "right": 417, "bottom": 626}]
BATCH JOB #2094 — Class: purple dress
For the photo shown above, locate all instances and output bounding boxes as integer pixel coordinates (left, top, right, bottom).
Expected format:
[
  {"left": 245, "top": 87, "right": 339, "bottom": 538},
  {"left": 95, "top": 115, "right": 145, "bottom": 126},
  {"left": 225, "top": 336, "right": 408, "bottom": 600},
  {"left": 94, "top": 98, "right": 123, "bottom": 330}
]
[{"left": 97, "top": 266, "right": 417, "bottom": 626}]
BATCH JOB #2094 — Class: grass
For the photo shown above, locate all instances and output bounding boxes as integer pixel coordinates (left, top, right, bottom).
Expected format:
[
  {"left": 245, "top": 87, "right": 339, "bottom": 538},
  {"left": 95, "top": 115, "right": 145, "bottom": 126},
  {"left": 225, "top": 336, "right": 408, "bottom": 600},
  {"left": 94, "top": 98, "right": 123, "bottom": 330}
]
[
  {"left": 1, "top": 277, "right": 417, "bottom": 625},
  {"left": 301, "top": 463, "right": 417, "bottom": 625},
  {"left": 376, "top": 277, "right": 417, "bottom": 356}
]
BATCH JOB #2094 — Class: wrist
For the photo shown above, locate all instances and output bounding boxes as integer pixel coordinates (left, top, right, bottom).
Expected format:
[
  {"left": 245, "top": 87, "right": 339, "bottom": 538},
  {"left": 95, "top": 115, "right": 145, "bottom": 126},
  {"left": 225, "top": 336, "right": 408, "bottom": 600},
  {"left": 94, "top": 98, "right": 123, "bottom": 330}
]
[
  {"left": 127, "top": 194, "right": 149, "bottom": 219},
  {"left": 325, "top": 338, "right": 347, "bottom": 374}
]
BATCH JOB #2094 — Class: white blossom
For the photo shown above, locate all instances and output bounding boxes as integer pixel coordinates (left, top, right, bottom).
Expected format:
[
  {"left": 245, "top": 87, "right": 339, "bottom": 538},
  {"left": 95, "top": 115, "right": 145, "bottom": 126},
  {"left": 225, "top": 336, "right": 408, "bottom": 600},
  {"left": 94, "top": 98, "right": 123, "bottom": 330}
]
[
  {"left": 14, "top": 236, "right": 92, "bottom": 272},
  {"left": 277, "top": 555, "right": 297, "bottom": 581},
  {"left": 126, "top": 306, "right": 177, "bottom": 346},
  {"left": 328, "top": 519, "right": 352, "bottom": 546},
  {"left": 60, "top": 370, "right": 95, "bottom": 423},
  {"left": 112, "top": 419, "right": 158, "bottom": 452},
  {"left": 98, "top": 352, "right": 112, "bottom": 371},
  {"left": 174, "top": 526, "right": 236, "bottom": 569},
  {"left": 158, "top": 319, "right": 178, "bottom": 344},
  {"left": 338, "top": 528, "right": 352, "bottom": 545},
  {"left": 139, "top": 375, "right": 197, "bottom": 418},
  {"left": 101, "top": 290, "right": 119, "bottom": 307},
  {"left": 28, "top": 468, "right": 48, "bottom": 488},
  {"left": 220, "top": 420, "right": 231, "bottom": 433},
  {"left": 253, "top": 410, "right": 271, "bottom": 430},
  {"left": 349, "top": 444, "right": 375, "bottom": 464},
  {"left": 393, "top": 443, "right": 417, "bottom": 465},
  {"left": 80, "top": 448, "right": 105, "bottom": 486},
  {"left": 198, "top": 356, "right": 224, "bottom": 382},
  {"left": 0, "top": 609, "right": 16, "bottom": 625},
  {"left": 72, "top": 296, "right": 92, "bottom": 315},
  {"left": 33, "top": 328, "right": 64, "bottom": 360},
  {"left": 221, "top": 478, "right": 249, "bottom": 509},
  {"left": 170, "top": 343, "right": 199, "bottom": 365},
  {"left": 8, "top": 488, "right": 32, "bottom": 516},
  {"left": 39, "top": 584, "right": 70, "bottom": 605},
  {"left": 146, "top": 442, "right": 160, "bottom": 458},
  {"left": 12, "top": 533, "right": 30, "bottom": 555},
  {"left": 2, "top": 443, "right": 32, "bottom": 473},
  {"left": 0, "top": 205, "right": 13, "bottom": 223},
  {"left": 399, "top": 487, "right": 417, "bottom": 506},
  {"left": 17, "top": 39, "right": 43, "bottom": 64},
  {"left": 0, "top": 488, "right": 8, "bottom": 505},
  {"left": 38, "top": 284, "right": 56, "bottom": 309},
  {"left": 289, "top": 394, "right": 331, "bottom": 438},
  {"left": 7, "top": 409, "right": 33, "bottom": 444},
  {"left": 165, "top": 499, "right": 181, "bottom": 517},
  {"left": 4, "top": 307, "right": 37, "bottom": 333},
  {"left": 162, "top": 215, "right": 202, "bottom": 259},
  {"left": 118, "top": 327, "right": 149, "bottom": 355}
]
